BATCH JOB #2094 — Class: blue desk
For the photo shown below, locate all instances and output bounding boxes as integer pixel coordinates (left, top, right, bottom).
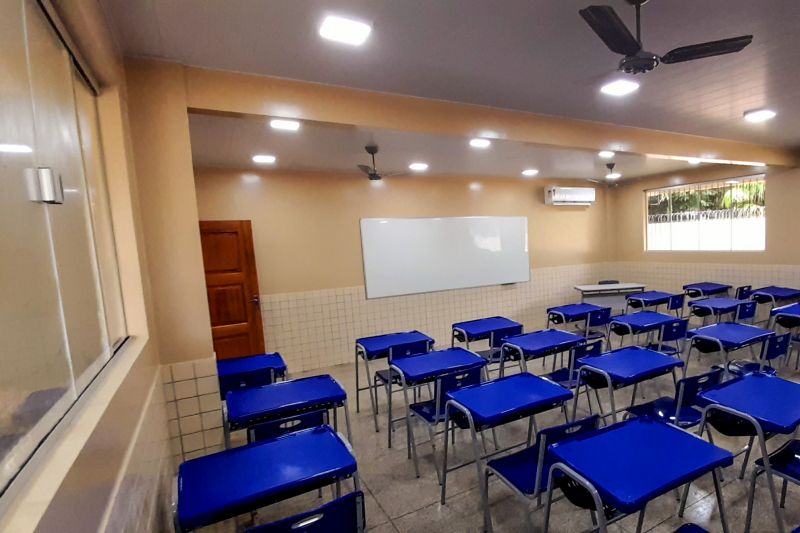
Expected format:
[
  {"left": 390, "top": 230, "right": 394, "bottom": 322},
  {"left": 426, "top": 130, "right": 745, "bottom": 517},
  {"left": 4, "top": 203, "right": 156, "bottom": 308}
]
[
  {"left": 217, "top": 352, "right": 287, "bottom": 399},
  {"left": 752, "top": 286, "right": 800, "bottom": 307},
  {"left": 451, "top": 317, "right": 522, "bottom": 366},
  {"left": 390, "top": 347, "right": 486, "bottom": 471},
  {"left": 626, "top": 290, "right": 675, "bottom": 311},
  {"left": 225, "top": 375, "right": 350, "bottom": 447},
  {"left": 687, "top": 322, "right": 774, "bottom": 375},
  {"left": 176, "top": 425, "right": 358, "bottom": 532},
  {"left": 441, "top": 373, "right": 572, "bottom": 505},
  {"left": 543, "top": 418, "right": 732, "bottom": 533},
  {"left": 684, "top": 282, "right": 732, "bottom": 298},
  {"left": 771, "top": 302, "right": 800, "bottom": 318},
  {"left": 354, "top": 330, "right": 434, "bottom": 417},
  {"left": 546, "top": 303, "right": 608, "bottom": 327},
  {"left": 698, "top": 373, "right": 800, "bottom": 533},
  {"left": 573, "top": 346, "right": 684, "bottom": 423},
  {"left": 501, "top": 329, "right": 585, "bottom": 375},
  {"left": 609, "top": 311, "right": 676, "bottom": 347},
  {"left": 689, "top": 298, "right": 747, "bottom": 321}
]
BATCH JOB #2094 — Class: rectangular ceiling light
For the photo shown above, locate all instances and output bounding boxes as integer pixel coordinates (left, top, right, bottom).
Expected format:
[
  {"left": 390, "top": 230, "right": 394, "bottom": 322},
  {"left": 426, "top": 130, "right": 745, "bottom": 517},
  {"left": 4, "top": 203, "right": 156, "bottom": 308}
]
[
  {"left": 269, "top": 119, "right": 301, "bottom": 131},
  {"left": 319, "top": 15, "right": 371, "bottom": 46}
]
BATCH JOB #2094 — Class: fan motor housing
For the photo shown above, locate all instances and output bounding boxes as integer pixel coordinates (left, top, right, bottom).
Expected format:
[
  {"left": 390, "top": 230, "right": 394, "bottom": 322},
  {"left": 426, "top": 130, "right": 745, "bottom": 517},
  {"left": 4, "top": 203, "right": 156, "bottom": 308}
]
[{"left": 618, "top": 52, "right": 659, "bottom": 74}]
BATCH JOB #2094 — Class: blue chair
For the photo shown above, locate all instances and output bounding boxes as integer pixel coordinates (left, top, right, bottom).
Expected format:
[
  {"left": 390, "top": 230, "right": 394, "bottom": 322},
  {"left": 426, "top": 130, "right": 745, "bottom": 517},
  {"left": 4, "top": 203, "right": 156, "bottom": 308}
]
[
  {"left": 668, "top": 294, "right": 686, "bottom": 318},
  {"left": 545, "top": 341, "right": 604, "bottom": 416},
  {"left": 625, "top": 368, "right": 723, "bottom": 429},
  {"left": 646, "top": 318, "right": 689, "bottom": 356},
  {"left": 725, "top": 333, "right": 791, "bottom": 377},
  {"left": 735, "top": 301, "right": 758, "bottom": 324},
  {"left": 773, "top": 312, "right": 800, "bottom": 370},
  {"left": 483, "top": 415, "right": 601, "bottom": 532},
  {"left": 584, "top": 308, "right": 611, "bottom": 346},
  {"left": 245, "top": 491, "right": 366, "bottom": 532},
  {"left": 373, "top": 340, "right": 431, "bottom": 433},
  {"left": 745, "top": 440, "right": 800, "bottom": 533},
  {"left": 736, "top": 285, "right": 753, "bottom": 300},
  {"left": 689, "top": 298, "right": 714, "bottom": 325},
  {"left": 478, "top": 325, "right": 525, "bottom": 371},
  {"left": 408, "top": 366, "right": 483, "bottom": 482},
  {"left": 674, "top": 525, "right": 709, "bottom": 533},
  {"left": 248, "top": 409, "right": 328, "bottom": 443}
]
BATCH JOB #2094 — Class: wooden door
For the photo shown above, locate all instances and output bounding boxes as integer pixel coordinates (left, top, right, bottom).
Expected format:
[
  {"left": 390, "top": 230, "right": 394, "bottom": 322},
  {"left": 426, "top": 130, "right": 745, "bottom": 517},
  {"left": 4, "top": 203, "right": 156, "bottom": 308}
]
[{"left": 199, "top": 220, "right": 265, "bottom": 360}]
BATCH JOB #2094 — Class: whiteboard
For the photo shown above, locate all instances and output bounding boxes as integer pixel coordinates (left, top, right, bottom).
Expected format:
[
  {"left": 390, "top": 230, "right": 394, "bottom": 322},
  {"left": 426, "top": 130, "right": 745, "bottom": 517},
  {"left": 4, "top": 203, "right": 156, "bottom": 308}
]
[{"left": 360, "top": 216, "right": 530, "bottom": 298}]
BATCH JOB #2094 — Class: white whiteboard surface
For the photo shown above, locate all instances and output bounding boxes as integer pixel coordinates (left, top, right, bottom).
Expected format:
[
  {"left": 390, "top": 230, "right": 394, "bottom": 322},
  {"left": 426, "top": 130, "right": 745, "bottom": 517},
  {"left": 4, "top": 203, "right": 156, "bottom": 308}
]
[{"left": 360, "top": 216, "right": 530, "bottom": 299}]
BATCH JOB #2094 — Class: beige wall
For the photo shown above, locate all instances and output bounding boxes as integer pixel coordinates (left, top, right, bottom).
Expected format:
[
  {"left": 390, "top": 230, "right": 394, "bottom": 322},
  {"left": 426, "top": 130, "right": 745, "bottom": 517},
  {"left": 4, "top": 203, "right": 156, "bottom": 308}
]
[
  {"left": 610, "top": 164, "right": 800, "bottom": 265},
  {"left": 194, "top": 168, "right": 609, "bottom": 294}
]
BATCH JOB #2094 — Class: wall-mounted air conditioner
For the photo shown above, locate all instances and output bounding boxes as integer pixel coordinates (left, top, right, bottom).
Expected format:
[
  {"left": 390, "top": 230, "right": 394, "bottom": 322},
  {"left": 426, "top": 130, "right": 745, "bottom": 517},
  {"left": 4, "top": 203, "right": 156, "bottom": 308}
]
[{"left": 544, "top": 186, "right": 596, "bottom": 206}]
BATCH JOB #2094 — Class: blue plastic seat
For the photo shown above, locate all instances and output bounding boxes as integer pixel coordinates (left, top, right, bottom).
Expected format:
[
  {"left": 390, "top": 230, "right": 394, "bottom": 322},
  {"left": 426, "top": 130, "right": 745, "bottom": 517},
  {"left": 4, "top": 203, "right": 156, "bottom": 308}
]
[
  {"left": 584, "top": 307, "right": 611, "bottom": 345},
  {"left": 646, "top": 318, "right": 689, "bottom": 356},
  {"left": 774, "top": 311, "right": 800, "bottom": 370},
  {"left": 735, "top": 301, "right": 758, "bottom": 324},
  {"left": 483, "top": 415, "right": 600, "bottom": 531},
  {"left": 245, "top": 491, "right": 365, "bottom": 532},
  {"left": 544, "top": 340, "right": 604, "bottom": 389},
  {"left": 725, "top": 332, "right": 791, "bottom": 377},
  {"left": 668, "top": 294, "right": 686, "bottom": 318},
  {"left": 625, "top": 368, "right": 723, "bottom": 429},
  {"left": 476, "top": 324, "right": 524, "bottom": 367},
  {"left": 745, "top": 439, "right": 800, "bottom": 531},
  {"left": 673, "top": 524, "right": 709, "bottom": 533},
  {"left": 372, "top": 341, "right": 431, "bottom": 430}
]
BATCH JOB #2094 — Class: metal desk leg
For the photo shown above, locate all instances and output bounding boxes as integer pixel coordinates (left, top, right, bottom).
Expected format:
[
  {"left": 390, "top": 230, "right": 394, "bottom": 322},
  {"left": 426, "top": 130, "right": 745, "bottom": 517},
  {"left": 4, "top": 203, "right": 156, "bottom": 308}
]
[
  {"left": 343, "top": 399, "right": 354, "bottom": 445},
  {"left": 387, "top": 378, "right": 394, "bottom": 448},
  {"left": 712, "top": 468, "right": 730, "bottom": 533},
  {"left": 397, "top": 372, "right": 420, "bottom": 477}
]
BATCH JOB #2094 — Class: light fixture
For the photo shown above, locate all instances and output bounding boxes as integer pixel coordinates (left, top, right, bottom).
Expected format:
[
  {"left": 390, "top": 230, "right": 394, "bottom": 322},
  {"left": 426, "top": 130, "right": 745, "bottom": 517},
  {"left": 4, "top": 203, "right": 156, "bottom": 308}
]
[
  {"left": 469, "top": 182, "right": 483, "bottom": 191},
  {"left": 319, "top": 15, "right": 371, "bottom": 46},
  {"left": 598, "top": 150, "right": 615, "bottom": 159},
  {"left": 408, "top": 162, "right": 429, "bottom": 172},
  {"left": 252, "top": 154, "right": 276, "bottom": 164},
  {"left": 605, "top": 162, "right": 621, "bottom": 180},
  {"left": 743, "top": 108, "right": 776, "bottom": 123},
  {"left": 469, "top": 138, "right": 491, "bottom": 149},
  {"left": 600, "top": 79, "right": 640, "bottom": 97},
  {"left": 521, "top": 168, "right": 539, "bottom": 177},
  {"left": 269, "top": 119, "right": 300, "bottom": 131},
  {"left": 0, "top": 144, "right": 32, "bottom": 153},
  {"left": 687, "top": 158, "right": 701, "bottom": 165},
  {"left": 647, "top": 153, "right": 766, "bottom": 167}
]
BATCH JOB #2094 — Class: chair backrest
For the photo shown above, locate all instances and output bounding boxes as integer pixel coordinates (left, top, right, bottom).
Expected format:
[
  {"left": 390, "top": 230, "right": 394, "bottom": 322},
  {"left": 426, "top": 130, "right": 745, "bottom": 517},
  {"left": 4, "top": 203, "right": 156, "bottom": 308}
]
[
  {"left": 668, "top": 293, "right": 685, "bottom": 312},
  {"left": 490, "top": 324, "right": 524, "bottom": 348},
  {"left": 675, "top": 368, "right": 724, "bottom": 410},
  {"left": 735, "top": 301, "right": 758, "bottom": 322},
  {"left": 532, "top": 414, "right": 601, "bottom": 495},
  {"left": 659, "top": 318, "right": 689, "bottom": 344},
  {"left": 735, "top": 285, "right": 753, "bottom": 300},
  {"left": 246, "top": 490, "right": 365, "bottom": 532},
  {"left": 388, "top": 339, "right": 431, "bottom": 361},
  {"left": 586, "top": 307, "right": 611, "bottom": 328},
  {"left": 761, "top": 333, "right": 792, "bottom": 362},
  {"left": 775, "top": 313, "right": 800, "bottom": 330},
  {"left": 597, "top": 280, "right": 619, "bottom": 285},
  {"left": 433, "top": 366, "right": 483, "bottom": 414},
  {"left": 249, "top": 409, "right": 327, "bottom": 444},
  {"left": 572, "top": 339, "right": 604, "bottom": 360}
]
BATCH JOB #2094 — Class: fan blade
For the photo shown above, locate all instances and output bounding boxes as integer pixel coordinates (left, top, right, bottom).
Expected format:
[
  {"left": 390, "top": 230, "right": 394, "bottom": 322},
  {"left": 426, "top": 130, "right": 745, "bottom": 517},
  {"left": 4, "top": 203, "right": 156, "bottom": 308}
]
[
  {"left": 357, "top": 164, "right": 374, "bottom": 175},
  {"left": 661, "top": 35, "right": 752, "bottom": 64},
  {"left": 579, "top": 6, "right": 641, "bottom": 56},
  {"left": 380, "top": 171, "right": 407, "bottom": 177}
]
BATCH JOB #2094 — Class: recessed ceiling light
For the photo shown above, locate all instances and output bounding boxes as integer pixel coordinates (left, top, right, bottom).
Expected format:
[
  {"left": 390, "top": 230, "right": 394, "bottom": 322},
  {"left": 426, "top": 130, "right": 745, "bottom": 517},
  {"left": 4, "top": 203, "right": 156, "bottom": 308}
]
[
  {"left": 605, "top": 172, "right": 622, "bottom": 180},
  {"left": 521, "top": 168, "right": 539, "bottom": 177},
  {"left": 743, "top": 108, "right": 776, "bottom": 123},
  {"left": 408, "top": 162, "right": 429, "bottom": 172},
  {"left": 687, "top": 158, "right": 701, "bottom": 165},
  {"left": 469, "top": 138, "right": 491, "bottom": 149},
  {"left": 600, "top": 79, "right": 640, "bottom": 97},
  {"left": 0, "top": 144, "right": 32, "bottom": 153},
  {"left": 725, "top": 180, "right": 740, "bottom": 185},
  {"left": 598, "top": 150, "right": 615, "bottom": 159},
  {"left": 252, "top": 154, "right": 276, "bottom": 164},
  {"left": 469, "top": 182, "right": 483, "bottom": 191},
  {"left": 270, "top": 119, "right": 300, "bottom": 131},
  {"left": 319, "top": 15, "right": 371, "bottom": 46}
]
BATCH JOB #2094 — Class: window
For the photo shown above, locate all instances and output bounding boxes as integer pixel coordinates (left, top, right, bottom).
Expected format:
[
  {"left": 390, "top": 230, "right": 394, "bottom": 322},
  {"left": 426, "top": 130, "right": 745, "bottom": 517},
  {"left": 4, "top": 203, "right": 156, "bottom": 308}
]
[
  {"left": 0, "top": 1, "right": 126, "bottom": 494},
  {"left": 645, "top": 175, "right": 765, "bottom": 251}
]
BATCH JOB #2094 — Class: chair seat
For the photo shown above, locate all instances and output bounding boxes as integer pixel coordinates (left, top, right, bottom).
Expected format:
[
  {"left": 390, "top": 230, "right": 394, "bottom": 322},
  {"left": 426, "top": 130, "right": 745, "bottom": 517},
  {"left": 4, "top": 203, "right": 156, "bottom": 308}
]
[
  {"left": 374, "top": 368, "right": 402, "bottom": 385},
  {"left": 755, "top": 439, "right": 800, "bottom": 480},
  {"left": 475, "top": 347, "right": 508, "bottom": 364},
  {"left": 645, "top": 343, "right": 681, "bottom": 356},
  {"left": 487, "top": 444, "right": 546, "bottom": 495},
  {"left": 409, "top": 400, "right": 446, "bottom": 424},
  {"left": 625, "top": 398, "right": 703, "bottom": 428},
  {"left": 726, "top": 360, "right": 778, "bottom": 377},
  {"left": 544, "top": 368, "right": 580, "bottom": 389},
  {"left": 674, "top": 524, "right": 709, "bottom": 533}
]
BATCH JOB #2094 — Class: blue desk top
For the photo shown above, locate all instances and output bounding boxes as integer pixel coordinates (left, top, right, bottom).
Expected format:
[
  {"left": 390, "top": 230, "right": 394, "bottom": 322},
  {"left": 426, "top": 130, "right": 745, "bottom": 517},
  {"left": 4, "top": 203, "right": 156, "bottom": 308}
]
[
  {"left": 611, "top": 311, "right": 676, "bottom": 333},
  {"left": 217, "top": 353, "right": 287, "bottom": 378},
  {"left": 752, "top": 286, "right": 800, "bottom": 301},
  {"left": 688, "top": 322, "right": 774, "bottom": 350},
  {"left": 355, "top": 331, "right": 434, "bottom": 359},
  {"left": 549, "top": 417, "right": 733, "bottom": 514},
  {"left": 446, "top": 373, "right": 572, "bottom": 427},
  {"left": 391, "top": 347, "right": 486, "bottom": 384},
  {"left": 502, "top": 329, "right": 584, "bottom": 358},
  {"left": 577, "top": 347, "right": 683, "bottom": 386},
  {"left": 226, "top": 375, "right": 346, "bottom": 428},
  {"left": 698, "top": 373, "right": 800, "bottom": 434},
  {"left": 771, "top": 303, "right": 800, "bottom": 317},
  {"left": 547, "top": 303, "right": 608, "bottom": 322},
  {"left": 683, "top": 282, "right": 732, "bottom": 296},
  {"left": 626, "top": 291, "right": 674, "bottom": 306},
  {"left": 451, "top": 316, "right": 521, "bottom": 340},
  {"left": 689, "top": 298, "right": 747, "bottom": 314},
  {"left": 177, "top": 425, "right": 357, "bottom": 531}
]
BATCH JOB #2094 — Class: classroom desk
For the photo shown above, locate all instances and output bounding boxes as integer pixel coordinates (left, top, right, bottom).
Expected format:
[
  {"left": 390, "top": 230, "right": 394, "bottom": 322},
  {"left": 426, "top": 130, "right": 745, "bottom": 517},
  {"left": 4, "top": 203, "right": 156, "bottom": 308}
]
[
  {"left": 572, "top": 346, "right": 684, "bottom": 423},
  {"left": 500, "top": 329, "right": 585, "bottom": 375},
  {"left": 176, "top": 425, "right": 359, "bottom": 532},
  {"left": 771, "top": 302, "right": 800, "bottom": 319},
  {"left": 609, "top": 311, "right": 677, "bottom": 347},
  {"left": 698, "top": 373, "right": 800, "bottom": 533},
  {"left": 688, "top": 298, "right": 748, "bottom": 322},
  {"left": 225, "top": 375, "right": 350, "bottom": 448},
  {"left": 354, "top": 330, "right": 434, "bottom": 417},
  {"left": 751, "top": 286, "right": 800, "bottom": 307},
  {"left": 683, "top": 282, "right": 732, "bottom": 298},
  {"left": 625, "top": 290, "right": 675, "bottom": 311},
  {"left": 441, "top": 373, "right": 573, "bottom": 506},
  {"left": 543, "top": 418, "right": 733, "bottom": 533},
  {"left": 574, "top": 282, "right": 646, "bottom": 313},
  {"left": 389, "top": 347, "right": 486, "bottom": 453},
  {"left": 216, "top": 352, "right": 287, "bottom": 399},
  {"left": 451, "top": 317, "right": 522, "bottom": 367},
  {"left": 546, "top": 303, "right": 608, "bottom": 328},
  {"left": 687, "top": 323, "right": 774, "bottom": 375}
]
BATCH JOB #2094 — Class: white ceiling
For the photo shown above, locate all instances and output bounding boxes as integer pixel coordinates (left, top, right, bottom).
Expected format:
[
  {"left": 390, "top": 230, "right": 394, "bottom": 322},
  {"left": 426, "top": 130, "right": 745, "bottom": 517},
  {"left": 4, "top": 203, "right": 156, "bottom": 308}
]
[
  {"left": 103, "top": 0, "right": 800, "bottom": 148},
  {"left": 189, "top": 112, "right": 698, "bottom": 180}
]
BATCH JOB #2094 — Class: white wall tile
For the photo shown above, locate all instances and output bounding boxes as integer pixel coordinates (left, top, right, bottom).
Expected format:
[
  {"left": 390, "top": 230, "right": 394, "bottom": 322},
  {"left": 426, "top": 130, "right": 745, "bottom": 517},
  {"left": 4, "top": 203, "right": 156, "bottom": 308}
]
[
  {"left": 171, "top": 361, "right": 195, "bottom": 381},
  {"left": 173, "top": 379, "right": 198, "bottom": 400}
]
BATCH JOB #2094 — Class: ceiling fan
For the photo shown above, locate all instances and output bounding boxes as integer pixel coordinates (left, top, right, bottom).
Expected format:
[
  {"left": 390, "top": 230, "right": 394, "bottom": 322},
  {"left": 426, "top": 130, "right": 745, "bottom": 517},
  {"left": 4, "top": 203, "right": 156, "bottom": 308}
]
[
  {"left": 357, "top": 143, "right": 405, "bottom": 180},
  {"left": 579, "top": 0, "right": 752, "bottom": 74}
]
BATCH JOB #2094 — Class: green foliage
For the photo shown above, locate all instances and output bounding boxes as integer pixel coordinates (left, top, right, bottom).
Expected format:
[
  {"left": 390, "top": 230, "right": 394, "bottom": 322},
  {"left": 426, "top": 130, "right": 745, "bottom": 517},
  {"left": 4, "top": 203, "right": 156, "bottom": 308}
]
[{"left": 647, "top": 179, "right": 764, "bottom": 217}]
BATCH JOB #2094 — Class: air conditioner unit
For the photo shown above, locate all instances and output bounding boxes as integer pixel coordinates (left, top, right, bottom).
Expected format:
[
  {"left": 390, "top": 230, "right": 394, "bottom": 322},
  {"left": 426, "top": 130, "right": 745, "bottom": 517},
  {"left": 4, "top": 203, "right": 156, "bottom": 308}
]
[{"left": 544, "top": 186, "right": 596, "bottom": 206}]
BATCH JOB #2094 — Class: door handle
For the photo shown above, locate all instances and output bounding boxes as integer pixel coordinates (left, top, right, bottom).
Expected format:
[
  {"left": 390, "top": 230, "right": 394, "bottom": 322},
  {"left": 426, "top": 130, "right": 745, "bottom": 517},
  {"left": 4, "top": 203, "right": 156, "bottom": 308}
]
[{"left": 250, "top": 296, "right": 260, "bottom": 305}]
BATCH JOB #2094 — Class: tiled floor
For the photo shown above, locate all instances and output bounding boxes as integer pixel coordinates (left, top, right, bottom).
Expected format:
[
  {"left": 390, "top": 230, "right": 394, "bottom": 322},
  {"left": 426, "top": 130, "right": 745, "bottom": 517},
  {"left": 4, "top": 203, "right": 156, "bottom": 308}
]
[{"left": 201, "top": 339, "right": 800, "bottom": 533}]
